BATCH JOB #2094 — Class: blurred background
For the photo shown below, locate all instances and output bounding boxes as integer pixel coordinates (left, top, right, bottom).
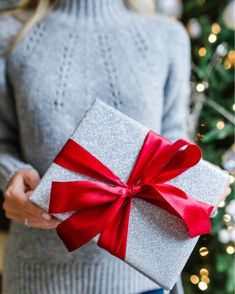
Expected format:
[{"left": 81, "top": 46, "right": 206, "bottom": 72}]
[{"left": 0, "top": 0, "right": 234, "bottom": 293}]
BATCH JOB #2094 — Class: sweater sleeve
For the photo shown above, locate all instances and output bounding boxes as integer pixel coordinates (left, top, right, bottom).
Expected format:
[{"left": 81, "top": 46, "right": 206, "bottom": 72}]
[
  {"left": 161, "top": 21, "right": 192, "bottom": 142},
  {"left": 0, "top": 15, "right": 34, "bottom": 193}
]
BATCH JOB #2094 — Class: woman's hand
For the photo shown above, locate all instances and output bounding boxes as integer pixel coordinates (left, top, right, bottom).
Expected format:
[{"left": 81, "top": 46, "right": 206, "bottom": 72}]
[
  {"left": 3, "top": 168, "right": 61, "bottom": 229},
  {"left": 212, "top": 164, "right": 232, "bottom": 202},
  {"left": 208, "top": 163, "right": 232, "bottom": 216},
  {"left": 222, "top": 183, "right": 232, "bottom": 201}
]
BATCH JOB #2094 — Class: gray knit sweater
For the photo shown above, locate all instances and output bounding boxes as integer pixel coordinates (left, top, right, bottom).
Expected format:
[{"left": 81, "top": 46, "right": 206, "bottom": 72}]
[{"left": 0, "top": 0, "right": 191, "bottom": 293}]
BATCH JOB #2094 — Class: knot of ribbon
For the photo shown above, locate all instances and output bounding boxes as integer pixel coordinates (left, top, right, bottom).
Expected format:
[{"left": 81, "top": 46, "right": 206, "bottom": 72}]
[
  {"left": 49, "top": 130, "right": 214, "bottom": 260},
  {"left": 124, "top": 183, "right": 141, "bottom": 197}
]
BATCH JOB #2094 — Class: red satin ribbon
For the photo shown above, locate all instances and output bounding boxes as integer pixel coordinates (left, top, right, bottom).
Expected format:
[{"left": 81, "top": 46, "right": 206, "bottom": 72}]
[{"left": 49, "top": 130, "right": 213, "bottom": 259}]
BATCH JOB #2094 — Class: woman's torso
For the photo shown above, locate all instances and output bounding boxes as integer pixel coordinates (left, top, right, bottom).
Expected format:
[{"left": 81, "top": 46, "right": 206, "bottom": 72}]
[
  {"left": 8, "top": 10, "right": 170, "bottom": 176},
  {"left": 2, "top": 4, "right": 178, "bottom": 293}
]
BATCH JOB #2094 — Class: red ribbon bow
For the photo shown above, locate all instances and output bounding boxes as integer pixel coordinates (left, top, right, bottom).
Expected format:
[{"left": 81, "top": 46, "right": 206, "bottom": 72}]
[{"left": 49, "top": 130, "right": 213, "bottom": 259}]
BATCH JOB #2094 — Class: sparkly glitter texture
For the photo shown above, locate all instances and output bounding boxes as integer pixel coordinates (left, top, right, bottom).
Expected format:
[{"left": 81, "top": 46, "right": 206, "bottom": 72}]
[{"left": 29, "top": 99, "right": 230, "bottom": 289}]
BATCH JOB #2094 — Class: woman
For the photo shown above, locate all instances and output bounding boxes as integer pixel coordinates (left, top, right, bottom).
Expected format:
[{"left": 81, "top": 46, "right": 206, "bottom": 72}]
[{"left": 0, "top": 0, "right": 231, "bottom": 293}]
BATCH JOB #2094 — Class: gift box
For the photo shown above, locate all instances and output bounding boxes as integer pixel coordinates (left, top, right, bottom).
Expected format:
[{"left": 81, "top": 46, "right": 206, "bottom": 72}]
[{"left": 29, "top": 98, "right": 230, "bottom": 290}]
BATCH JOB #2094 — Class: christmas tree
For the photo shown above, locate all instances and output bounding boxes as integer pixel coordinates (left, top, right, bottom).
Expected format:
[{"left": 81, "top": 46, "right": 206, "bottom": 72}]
[{"left": 180, "top": 1, "right": 234, "bottom": 293}]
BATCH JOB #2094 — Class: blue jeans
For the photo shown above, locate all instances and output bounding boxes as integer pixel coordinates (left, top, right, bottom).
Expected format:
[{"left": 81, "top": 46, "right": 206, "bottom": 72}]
[{"left": 141, "top": 289, "right": 164, "bottom": 294}]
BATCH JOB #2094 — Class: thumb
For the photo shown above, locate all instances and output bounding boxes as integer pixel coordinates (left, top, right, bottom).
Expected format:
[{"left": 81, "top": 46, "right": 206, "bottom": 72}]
[{"left": 23, "top": 168, "right": 41, "bottom": 191}]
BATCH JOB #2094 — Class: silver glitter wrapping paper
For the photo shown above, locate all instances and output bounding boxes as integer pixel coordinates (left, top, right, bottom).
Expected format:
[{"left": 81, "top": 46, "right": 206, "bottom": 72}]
[{"left": 30, "top": 99, "right": 230, "bottom": 290}]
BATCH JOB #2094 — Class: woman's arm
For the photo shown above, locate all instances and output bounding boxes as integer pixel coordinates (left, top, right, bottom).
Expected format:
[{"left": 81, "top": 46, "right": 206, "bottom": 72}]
[
  {"left": 0, "top": 14, "right": 35, "bottom": 192},
  {"left": 161, "top": 21, "right": 191, "bottom": 142},
  {"left": 0, "top": 15, "right": 60, "bottom": 228},
  {"left": 0, "top": 57, "right": 59, "bottom": 227}
]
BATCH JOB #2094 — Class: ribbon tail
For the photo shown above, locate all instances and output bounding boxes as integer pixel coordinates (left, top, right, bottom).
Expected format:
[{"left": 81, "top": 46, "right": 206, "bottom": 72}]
[
  {"left": 98, "top": 198, "right": 132, "bottom": 260},
  {"left": 184, "top": 201, "right": 213, "bottom": 238},
  {"left": 57, "top": 197, "right": 125, "bottom": 252},
  {"left": 148, "top": 184, "right": 213, "bottom": 238}
]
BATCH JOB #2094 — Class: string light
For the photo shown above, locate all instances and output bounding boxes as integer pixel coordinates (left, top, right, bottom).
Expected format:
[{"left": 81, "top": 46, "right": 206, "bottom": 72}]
[
  {"left": 226, "top": 245, "right": 235, "bottom": 254},
  {"left": 196, "top": 83, "right": 205, "bottom": 92},
  {"left": 208, "top": 34, "right": 217, "bottom": 43},
  {"left": 216, "top": 43, "right": 227, "bottom": 57},
  {"left": 232, "top": 104, "right": 235, "bottom": 111},
  {"left": 218, "top": 200, "right": 225, "bottom": 208},
  {"left": 227, "top": 50, "right": 235, "bottom": 65},
  {"left": 198, "top": 47, "right": 207, "bottom": 57},
  {"left": 195, "top": 133, "right": 204, "bottom": 141},
  {"left": 224, "top": 59, "right": 232, "bottom": 70},
  {"left": 227, "top": 226, "right": 234, "bottom": 232},
  {"left": 199, "top": 247, "right": 209, "bottom": 256},
  {"left": 223, "top": 214, "right": 232, "bottom": 223},
  {"left": 211, "top": 23, "right": 221, "bottom": 34},
  {"left": 190, "top": 275, "right": 200, "bottom": 284},
  {"left": 216, "top": 120, "right": 225, "bottom": 129},
  {"left": 201, "top": 276, "right": 210, "bottom": 284},
  {"left": 193, "top": 268, "right": 210, "bottom": 290},
  {"left": 198, "top": 281, "right": 208, "bottom": 291},
  {"left": 200, "top": 268, "right": 209, "bottom": 276}
]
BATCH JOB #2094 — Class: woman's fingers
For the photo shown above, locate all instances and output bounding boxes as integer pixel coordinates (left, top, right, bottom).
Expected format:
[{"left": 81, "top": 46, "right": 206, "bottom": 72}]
[
  {"left": 3, "top": 168, "right": 62, "bottom": 229},
  {"left": 222, "top": 185, "right": 232, "bottom": 200},
  {"left": 5, "top": 181, "right": 52, "bottom": 220},
  {"left": 4, "top": 188, "right": 60, "bottom": 224},
  {"left": 5, "top": 210, "right": 60, "bottom": 229},
  {"left": 209, "top": 163, "right": 232, "bottom": 202},
  {"left": 23, "top": 168, "right": 41, "bottom": 191},
  {"left": 23, "top": 197, "right": 52, "bottom": 220}
]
